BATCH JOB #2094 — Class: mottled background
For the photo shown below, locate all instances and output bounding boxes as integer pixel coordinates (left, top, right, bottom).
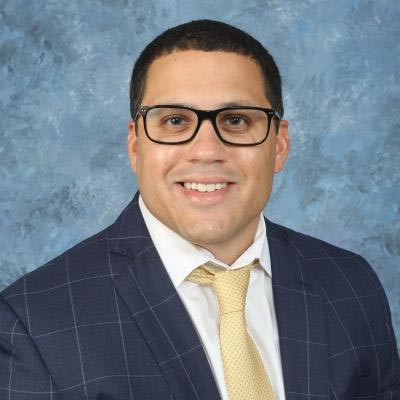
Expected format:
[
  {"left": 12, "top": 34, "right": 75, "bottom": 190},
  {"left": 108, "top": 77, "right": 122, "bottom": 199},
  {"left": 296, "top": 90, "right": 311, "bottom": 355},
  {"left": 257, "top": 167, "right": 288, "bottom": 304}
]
[{"left": 1, "top": 0, "right": 399, "bottom": 343}]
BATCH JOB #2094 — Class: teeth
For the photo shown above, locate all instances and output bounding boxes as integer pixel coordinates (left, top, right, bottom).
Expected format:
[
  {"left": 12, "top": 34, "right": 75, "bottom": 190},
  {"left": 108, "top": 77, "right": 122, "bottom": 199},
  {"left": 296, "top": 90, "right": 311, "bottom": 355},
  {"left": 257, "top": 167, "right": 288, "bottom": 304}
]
[
  {"left": 183, "top": 182, "right": 227, "bottom": 192},
  {"left": 206, "top": 184, "right": 216, "bottom": 192}
]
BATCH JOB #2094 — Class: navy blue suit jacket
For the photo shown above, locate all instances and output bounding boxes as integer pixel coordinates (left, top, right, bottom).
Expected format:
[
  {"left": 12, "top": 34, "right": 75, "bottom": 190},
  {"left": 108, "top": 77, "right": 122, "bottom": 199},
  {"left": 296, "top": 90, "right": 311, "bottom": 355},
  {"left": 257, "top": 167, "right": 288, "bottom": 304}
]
[{"left": 1, "top": 193, "right": 399, "bottom": 399}]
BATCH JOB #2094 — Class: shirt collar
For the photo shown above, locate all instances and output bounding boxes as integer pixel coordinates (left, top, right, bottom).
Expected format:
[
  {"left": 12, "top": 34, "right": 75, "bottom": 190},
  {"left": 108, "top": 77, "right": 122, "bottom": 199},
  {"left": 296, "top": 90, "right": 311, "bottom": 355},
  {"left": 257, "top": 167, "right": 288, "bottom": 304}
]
[{"left": 139, "top": 195, "right": 271, "bottom": 289}]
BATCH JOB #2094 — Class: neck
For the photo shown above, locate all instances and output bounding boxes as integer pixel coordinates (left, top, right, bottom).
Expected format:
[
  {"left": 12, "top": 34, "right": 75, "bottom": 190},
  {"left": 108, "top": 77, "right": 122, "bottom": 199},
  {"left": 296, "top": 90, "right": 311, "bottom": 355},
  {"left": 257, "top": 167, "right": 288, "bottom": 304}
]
[{"left": 196, "top": 218, "right": 260, "bottom": 265}]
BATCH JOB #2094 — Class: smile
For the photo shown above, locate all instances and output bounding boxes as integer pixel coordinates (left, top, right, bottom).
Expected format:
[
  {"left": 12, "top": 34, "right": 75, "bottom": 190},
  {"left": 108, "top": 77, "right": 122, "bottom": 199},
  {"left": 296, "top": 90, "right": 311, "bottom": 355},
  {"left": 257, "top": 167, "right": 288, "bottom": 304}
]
[{"left": 183, "top": 182, "right": 228, "bottom": 192}]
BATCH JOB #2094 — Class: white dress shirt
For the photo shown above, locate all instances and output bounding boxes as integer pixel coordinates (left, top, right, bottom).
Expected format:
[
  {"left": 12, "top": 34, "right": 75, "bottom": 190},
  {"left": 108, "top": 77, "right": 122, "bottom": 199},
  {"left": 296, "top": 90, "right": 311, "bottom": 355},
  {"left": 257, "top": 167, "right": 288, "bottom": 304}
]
[{"left": 139, "top": 196, "right": 286, "bottom": 400}]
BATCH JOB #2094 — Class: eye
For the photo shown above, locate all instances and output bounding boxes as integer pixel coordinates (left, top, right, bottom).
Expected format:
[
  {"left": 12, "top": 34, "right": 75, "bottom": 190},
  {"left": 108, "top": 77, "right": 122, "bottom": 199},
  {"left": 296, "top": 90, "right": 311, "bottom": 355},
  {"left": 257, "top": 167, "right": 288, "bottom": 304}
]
[
  {"left": 160, "top": 115, "right": 182, "bottom": 125},
  {"left": 226, "top": 115, "right": 247, "bottom": 126},
  {"left": 167, "top": 116, "right": 184, "bottom": 125},
  {"left": 220, "top": 114, "right": 250, "bottom": 130},
  {"left": 159, "top": 113, "right": 194, "bottom": 133}
]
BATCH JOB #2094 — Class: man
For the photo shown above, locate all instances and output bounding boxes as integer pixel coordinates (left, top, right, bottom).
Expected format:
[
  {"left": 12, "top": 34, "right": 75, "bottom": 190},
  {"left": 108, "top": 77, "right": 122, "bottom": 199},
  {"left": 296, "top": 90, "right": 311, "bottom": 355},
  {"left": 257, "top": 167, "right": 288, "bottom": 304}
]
[{"left": 1, "top": 19, "right": 399, "bottom": 400}]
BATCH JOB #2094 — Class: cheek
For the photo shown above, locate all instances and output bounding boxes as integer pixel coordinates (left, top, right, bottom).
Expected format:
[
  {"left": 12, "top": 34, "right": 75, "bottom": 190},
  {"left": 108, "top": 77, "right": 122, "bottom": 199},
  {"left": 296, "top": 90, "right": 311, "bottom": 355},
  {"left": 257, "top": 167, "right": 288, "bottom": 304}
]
[
  {"left": 239, "top": 147, "right": 274, "bottom": 182},
  {"left": 136, "top": 144, "right": 180, "bottom": 183}
]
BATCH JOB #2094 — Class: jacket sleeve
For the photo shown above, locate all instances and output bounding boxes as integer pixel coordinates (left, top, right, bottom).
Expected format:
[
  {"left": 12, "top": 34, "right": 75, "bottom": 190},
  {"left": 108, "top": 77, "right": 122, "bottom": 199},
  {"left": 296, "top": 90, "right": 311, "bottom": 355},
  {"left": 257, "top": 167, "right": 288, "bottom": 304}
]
[
  {"left": 0, "top": 294, "right": 62, "bottom": 399},
  {"left": 357, "top": 255, "right": 400, "bottom": 397},
  {"left": 377, "top": 277, "right": 400, "bottom": 396}
]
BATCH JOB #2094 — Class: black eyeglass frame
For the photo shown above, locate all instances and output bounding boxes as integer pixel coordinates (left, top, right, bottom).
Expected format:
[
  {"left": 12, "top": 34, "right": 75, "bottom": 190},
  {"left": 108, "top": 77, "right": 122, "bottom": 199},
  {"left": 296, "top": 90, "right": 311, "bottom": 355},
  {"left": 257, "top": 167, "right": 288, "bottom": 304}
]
[{"left": 133, "top": 105, "right": 282, "bottom": 146}]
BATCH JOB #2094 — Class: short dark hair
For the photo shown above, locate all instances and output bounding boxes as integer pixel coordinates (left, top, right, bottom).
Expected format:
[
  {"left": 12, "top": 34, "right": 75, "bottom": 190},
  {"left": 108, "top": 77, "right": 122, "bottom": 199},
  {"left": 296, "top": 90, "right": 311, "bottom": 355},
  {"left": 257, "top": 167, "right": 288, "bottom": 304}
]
[{"left": 129, "top": 19, "right": 284, "bottom": 119}]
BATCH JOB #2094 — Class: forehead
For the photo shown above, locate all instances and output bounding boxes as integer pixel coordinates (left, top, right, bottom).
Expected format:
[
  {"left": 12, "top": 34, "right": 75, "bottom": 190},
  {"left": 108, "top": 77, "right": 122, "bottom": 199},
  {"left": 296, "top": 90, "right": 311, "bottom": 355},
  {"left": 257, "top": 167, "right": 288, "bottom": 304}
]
[{"left": 142, "top": 50, "right": 269, "bottom": 108}]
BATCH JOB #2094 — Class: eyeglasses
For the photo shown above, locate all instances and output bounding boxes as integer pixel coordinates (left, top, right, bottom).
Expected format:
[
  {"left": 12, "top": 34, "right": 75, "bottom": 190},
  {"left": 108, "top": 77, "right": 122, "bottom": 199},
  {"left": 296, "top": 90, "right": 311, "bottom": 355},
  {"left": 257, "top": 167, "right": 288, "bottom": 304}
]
[{"left": 133, "top": 105, "right": 281, "bottom": 146}]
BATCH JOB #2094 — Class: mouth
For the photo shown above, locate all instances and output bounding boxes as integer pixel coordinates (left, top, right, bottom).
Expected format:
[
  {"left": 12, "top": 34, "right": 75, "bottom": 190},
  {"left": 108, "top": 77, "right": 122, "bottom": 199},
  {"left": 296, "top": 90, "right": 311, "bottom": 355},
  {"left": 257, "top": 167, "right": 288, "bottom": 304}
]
[
  {"left": 181, "top": 182, "right": 228, "bottom": 193},
  {"left": 176, "top": 179, "right": 234, "bottom": 202}
]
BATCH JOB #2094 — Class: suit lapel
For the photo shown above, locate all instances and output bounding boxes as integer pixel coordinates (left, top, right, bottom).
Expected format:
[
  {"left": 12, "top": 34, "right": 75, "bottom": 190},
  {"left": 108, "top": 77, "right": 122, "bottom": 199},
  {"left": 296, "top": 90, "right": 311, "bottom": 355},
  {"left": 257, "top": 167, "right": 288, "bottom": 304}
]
[
  {"left": 108, "top": 194, "right": 220, "bottom": 400},
  {"left": 266, "top": 219, "right": 329, "bottom": 399}
]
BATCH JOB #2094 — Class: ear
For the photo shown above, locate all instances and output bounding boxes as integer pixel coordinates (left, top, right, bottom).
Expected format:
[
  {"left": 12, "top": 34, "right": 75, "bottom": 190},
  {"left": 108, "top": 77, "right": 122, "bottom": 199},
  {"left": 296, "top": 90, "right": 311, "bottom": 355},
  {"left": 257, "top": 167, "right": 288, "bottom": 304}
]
[
  {"left": 274, "top": 119, "right": 290, "bottom": 173},
  {"left": 127, "top": 120, "right": 139, "bottom": 173}
]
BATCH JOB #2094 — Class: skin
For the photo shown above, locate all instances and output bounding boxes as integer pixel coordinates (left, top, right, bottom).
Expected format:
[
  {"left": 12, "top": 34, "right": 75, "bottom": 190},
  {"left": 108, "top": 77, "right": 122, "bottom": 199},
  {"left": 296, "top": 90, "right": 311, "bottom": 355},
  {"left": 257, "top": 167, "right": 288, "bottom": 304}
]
[{"left": 127, "top": 50, "right": 290, "bottom": 265}]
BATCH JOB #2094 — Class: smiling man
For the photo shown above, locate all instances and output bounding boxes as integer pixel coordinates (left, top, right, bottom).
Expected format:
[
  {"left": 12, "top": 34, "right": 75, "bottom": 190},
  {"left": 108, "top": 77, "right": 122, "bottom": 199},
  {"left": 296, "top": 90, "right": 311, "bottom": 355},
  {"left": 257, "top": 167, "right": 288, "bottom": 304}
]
[{"left": 1, "top": 20, "right": 399, "bottom": 400}]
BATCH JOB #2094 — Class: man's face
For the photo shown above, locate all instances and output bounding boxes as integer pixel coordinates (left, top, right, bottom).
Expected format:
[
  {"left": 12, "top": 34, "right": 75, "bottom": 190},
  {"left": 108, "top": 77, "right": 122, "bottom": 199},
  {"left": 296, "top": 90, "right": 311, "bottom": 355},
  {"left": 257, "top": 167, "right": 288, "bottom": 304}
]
[{"left": 128, "top": 50, "right": 290, "bottom": 263}]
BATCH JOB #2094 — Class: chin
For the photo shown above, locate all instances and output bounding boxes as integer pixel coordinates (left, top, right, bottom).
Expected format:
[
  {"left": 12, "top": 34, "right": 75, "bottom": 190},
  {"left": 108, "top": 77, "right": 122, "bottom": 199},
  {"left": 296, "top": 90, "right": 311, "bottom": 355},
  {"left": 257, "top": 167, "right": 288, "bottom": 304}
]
[{"left": 180, "top": 223, "right": 233, "bottom": 248}]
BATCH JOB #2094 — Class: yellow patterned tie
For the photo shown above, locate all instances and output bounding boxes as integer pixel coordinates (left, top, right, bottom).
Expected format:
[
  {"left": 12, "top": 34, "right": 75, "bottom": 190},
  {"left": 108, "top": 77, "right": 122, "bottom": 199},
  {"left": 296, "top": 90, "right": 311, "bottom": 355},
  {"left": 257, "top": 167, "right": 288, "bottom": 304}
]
[{"left": 186, "top": 259, "right": 275, "bottom": 400}]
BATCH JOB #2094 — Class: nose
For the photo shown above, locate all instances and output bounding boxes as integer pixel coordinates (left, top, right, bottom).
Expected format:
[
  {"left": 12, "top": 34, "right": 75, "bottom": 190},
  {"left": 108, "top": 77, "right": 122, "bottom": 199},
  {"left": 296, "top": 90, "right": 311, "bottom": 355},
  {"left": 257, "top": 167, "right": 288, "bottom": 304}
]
[{"left": 186, "top": 119, "right": 225, "bottom": 163}]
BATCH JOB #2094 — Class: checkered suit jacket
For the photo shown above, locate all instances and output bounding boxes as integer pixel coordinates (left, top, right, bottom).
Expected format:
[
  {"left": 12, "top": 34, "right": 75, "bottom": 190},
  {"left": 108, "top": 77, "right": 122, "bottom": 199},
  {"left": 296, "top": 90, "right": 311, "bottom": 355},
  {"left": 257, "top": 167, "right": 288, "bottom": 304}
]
[{"left": 1, "top": 192, "right": 399, "bottom": 399}]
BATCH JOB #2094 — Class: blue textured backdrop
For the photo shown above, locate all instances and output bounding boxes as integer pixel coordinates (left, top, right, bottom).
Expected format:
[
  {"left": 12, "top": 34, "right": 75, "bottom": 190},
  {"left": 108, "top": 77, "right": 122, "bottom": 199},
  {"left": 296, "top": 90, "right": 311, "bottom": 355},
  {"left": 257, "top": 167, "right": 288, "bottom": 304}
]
[{"left": 1, "top": 0, "right": 399, "bottom": 343}]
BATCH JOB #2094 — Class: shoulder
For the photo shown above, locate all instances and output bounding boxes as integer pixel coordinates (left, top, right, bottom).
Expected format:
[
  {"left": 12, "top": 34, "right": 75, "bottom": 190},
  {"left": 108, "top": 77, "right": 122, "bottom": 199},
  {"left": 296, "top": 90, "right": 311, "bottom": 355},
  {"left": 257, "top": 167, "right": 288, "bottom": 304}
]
[
  {"left": 1, "top": 195, "right": 143, "bottom": 301},
  {"left": 267, "top": 219, "right": 358, "bottom": 260},
  {"left": 0, "top": 226, "right": 112, "bottom": 321},
  {"left": 266, "top": 219, "right": 384, "bottom": 296},
  {"left": 266, "top": 219, "right": 398, "bottom": 345},
  {"left": 267, "top": 218, "right": 370, "bottom": 264},
  {"left": 0, "top": 195, "right": 147, "bottom": 328}
]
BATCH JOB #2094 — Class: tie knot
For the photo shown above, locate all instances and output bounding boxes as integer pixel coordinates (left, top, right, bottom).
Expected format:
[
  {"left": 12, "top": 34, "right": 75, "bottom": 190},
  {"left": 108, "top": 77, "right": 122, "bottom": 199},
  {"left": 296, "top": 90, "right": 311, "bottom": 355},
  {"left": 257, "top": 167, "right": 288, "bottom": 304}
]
[{"left": 186, "top": 259, "right": 258, "bottom": 315}]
